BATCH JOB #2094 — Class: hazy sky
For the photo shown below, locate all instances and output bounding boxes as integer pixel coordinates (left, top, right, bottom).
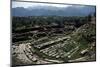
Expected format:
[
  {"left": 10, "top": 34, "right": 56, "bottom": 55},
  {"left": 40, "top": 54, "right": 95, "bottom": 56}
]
[{"left": 12, "top": 1, "right": 75, "bottom": 8}]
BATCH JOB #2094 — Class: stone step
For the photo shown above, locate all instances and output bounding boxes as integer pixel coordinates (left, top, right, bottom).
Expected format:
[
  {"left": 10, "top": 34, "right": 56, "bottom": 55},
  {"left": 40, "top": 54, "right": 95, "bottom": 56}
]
[{"left": 34, "top": 37, "right": 68, "bottom": 49}]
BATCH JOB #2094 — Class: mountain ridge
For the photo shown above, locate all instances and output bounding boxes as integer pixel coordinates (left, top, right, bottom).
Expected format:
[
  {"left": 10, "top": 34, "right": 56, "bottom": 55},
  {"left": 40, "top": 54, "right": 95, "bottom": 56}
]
[{"left": 12, "top": 6, "right": 95, "bottom": 16}]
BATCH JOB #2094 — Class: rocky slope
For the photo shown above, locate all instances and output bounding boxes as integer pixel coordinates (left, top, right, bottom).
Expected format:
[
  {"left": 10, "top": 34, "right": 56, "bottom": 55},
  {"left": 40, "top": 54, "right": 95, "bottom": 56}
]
[{"left": 12, "top": 21, "right": 96, "bottom": 66}]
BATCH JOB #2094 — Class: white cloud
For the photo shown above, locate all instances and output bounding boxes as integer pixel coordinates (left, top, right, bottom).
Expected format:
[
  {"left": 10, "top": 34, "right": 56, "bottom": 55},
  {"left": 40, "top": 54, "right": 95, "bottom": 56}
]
[{"left": 12, "top": 1, "right": 72, "bottom": 8}]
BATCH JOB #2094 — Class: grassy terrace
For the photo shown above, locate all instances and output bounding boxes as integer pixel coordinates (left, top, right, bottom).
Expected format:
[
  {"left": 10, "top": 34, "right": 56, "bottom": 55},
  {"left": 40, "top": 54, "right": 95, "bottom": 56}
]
[{"left": 12, "top": 16, "right": 96, "bottom": 65}]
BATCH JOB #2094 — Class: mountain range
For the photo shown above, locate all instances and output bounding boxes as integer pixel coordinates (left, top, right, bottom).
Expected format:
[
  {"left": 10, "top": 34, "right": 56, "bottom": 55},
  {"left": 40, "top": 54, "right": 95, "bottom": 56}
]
[{"left": 12, "top": 5, "right": 95, "bottom": 16}]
